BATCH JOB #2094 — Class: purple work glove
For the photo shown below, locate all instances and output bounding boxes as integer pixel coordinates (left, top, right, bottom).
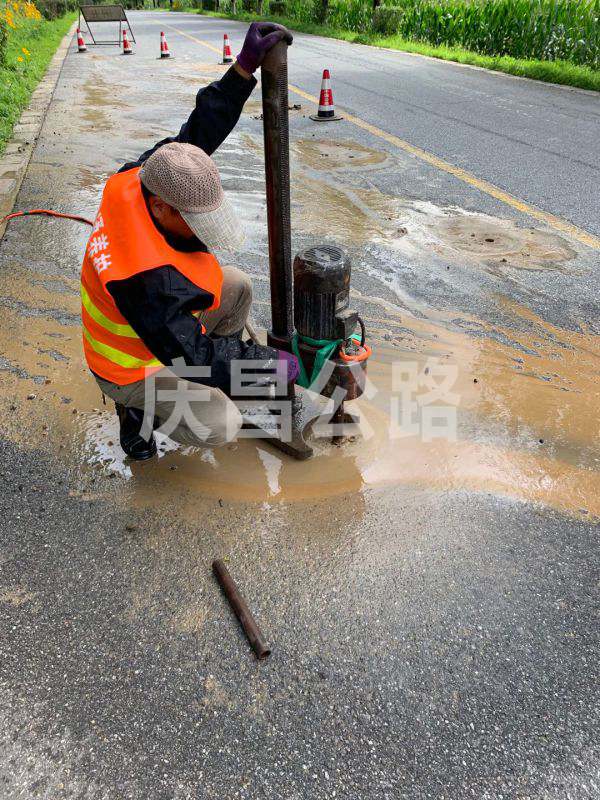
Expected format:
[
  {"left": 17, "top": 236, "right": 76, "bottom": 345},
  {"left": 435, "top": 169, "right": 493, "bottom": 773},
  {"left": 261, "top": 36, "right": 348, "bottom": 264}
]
[
  {"left": 277, "top": 350, "right": 300, "bottom": 384},
  {"left": 237, "top": 22, "right": 293, "bottom": 75},
  {"left": 237, "top": 344, "right": 299, "bottom": 385}
]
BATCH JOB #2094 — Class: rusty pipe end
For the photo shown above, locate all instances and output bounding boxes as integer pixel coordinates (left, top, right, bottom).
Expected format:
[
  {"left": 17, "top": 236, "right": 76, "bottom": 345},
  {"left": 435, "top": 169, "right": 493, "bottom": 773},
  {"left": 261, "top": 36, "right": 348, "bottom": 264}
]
[{"left": 256, "top": 644, "right": 272, "bottom": 660}]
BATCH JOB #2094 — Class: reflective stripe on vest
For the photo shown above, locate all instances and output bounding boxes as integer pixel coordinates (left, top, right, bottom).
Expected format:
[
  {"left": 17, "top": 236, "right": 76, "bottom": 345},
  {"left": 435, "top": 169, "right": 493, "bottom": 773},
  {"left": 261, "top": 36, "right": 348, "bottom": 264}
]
[
  {"left": 81, "top": 285, "right": 139, "bottom": 338},
  {"left": 83, "top": 327, "right": 163, "bottom": 370}
]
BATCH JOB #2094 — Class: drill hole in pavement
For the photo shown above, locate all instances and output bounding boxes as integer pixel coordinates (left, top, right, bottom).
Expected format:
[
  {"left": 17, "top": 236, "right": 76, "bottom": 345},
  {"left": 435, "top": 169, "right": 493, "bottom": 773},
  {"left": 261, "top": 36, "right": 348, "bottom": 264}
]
[
  {"left": 293, "top": 139, "right": 389, "bottom": 171},
  {"left": 435, "top": 217, "right": 576, "bottom": 268}
]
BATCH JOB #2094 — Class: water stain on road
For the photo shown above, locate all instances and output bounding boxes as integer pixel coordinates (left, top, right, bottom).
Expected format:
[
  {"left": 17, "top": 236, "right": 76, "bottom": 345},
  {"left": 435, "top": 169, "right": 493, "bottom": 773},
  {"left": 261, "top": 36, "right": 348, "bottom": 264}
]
[
  {"left": 82, "top": 79, "right": 130, "bottom": 110},
  {"left": 0, "top": 586, "right": 37, "bottom": 607},
  {"left": 75, "top": 168, "right": 107, "bottom": 192},
  {"left": 169, "top": 62, "right": 229, "bottom": 75},
  {"left": 293, "top": 177, "right": 401, "bottom": 245},
  {"left": 293, "top": 175, "right": 576, "bottom": 270},
  {"left": 243, "top": 99, "right": 305, "bottom": 119},
  {"left": 293, "top": 139, "right": 388, "bottom": 171},
  {"left": 0, "top": 110, "right": 593, "bottom": 519},
  {"left": 0, "top": 261, "right": 599, "bottom": 519},
  {"left": 80, "top": 79, "right": 130, "bottom": 133},
  {"left": 433, "top": 217, "right": 576, "bottom": 270},
  {"left": 233, "top": 132, "right": 577, "bottom": 272}
]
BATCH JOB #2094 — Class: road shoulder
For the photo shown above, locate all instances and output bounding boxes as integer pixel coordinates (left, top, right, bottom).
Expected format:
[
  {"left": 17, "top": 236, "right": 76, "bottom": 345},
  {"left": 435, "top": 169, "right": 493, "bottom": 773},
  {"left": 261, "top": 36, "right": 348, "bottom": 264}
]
[{"left": 0, "top": 21, "right": 77, "bottom": 240}]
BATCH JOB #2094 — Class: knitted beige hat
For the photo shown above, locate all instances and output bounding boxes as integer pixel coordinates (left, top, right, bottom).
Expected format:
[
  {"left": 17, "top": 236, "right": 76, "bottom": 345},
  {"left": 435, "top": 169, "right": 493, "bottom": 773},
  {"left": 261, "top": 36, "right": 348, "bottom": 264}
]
[{"left": 139, "top": 142, "right": 244, "bottom": 253}]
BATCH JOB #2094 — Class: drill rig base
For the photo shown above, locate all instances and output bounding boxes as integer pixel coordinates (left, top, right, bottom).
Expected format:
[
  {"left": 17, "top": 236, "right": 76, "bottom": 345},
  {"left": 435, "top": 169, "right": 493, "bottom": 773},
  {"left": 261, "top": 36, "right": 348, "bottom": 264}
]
[
  {"left": 236, "top": 387, "right": 361, "bottom": 461},
  {"left": 236, "top": 387, "right": 322, "bottom": 460}
]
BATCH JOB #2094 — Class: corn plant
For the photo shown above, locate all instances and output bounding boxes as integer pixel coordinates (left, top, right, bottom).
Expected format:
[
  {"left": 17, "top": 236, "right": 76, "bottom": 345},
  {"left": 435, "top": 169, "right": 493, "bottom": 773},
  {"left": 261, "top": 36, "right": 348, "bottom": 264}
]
[{"left": 333, "top": 0, "right": 600, "bottom": 68}]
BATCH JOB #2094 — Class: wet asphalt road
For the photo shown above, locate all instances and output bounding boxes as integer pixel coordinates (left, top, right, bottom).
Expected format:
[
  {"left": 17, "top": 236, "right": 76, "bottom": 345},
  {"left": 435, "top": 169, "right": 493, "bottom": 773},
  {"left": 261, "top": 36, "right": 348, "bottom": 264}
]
[
  {"left": 147, "top": 12, "right": 600, "bottom": 337},
  {"left": 1, "top": 435, "right": 599, "bottom": 799},
  {"left": 0, "top": 12, "right": 599, "bottom": 799},
  {"left": 168, "top": 13, "right": 600, "bottom": 237}
]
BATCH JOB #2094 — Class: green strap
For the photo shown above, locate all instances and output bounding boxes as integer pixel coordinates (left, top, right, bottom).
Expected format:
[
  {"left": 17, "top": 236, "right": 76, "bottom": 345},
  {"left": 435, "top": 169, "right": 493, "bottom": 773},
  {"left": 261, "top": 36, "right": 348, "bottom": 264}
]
[{"left": 291, "top": 333, "right": 360, "bottom": 389}]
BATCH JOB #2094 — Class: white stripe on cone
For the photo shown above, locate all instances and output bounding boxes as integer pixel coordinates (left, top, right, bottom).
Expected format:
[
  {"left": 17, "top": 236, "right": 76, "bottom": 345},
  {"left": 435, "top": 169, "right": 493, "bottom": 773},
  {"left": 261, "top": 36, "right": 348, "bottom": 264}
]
[
  {"left": 222, "top": 34, "right": 233, "bottom": 63},
  {"left": 317, "top": 70, "right": 335, "bottom": 116},
  {"left": 160, "top": 31, "right": 171, "bottom": 57}
]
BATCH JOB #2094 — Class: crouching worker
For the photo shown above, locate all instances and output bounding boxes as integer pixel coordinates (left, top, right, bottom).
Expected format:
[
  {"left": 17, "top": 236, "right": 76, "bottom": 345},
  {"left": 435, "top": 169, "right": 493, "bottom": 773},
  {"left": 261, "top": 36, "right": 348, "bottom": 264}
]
[{"left": 80, "top": 22, "right": 299, "bottom": 460}]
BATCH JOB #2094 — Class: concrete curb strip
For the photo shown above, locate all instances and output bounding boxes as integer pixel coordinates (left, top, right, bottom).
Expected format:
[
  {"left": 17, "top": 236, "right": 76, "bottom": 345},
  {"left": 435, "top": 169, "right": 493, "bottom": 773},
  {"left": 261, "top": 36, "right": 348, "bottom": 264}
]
[{"left": 0, "top": 20, "right": 78, "bottom": 241}]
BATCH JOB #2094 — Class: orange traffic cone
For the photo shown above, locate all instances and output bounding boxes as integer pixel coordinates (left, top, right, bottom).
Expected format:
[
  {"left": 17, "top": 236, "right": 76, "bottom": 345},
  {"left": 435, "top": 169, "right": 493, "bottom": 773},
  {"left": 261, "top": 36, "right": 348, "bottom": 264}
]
[
  {"left": 159, "top": 31, "right": 171, "bottom": 58},
  {"left": 221, "top": 34, "right": 233, "bottom": 64},
  {"left": 76, "top": 28, "right": 87, "bottom": 53},
  {"left": 310, "top": 69, "right": 343, "bottom": 121},
  {"left": 122, "top": 28, "right": 133, "bottom": 55}
]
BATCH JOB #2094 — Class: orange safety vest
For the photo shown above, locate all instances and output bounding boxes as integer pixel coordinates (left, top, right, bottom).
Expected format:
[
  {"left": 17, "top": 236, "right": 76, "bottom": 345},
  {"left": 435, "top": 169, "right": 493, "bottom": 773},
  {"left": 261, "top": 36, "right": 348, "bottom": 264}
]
[{"left": 80, "top": 167, "right": 223, "bottom": 385}]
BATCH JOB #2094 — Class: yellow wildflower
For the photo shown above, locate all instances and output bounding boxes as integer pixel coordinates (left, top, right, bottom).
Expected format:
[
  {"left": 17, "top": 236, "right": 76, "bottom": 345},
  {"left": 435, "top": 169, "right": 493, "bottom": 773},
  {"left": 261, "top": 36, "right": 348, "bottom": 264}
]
[
  {"left": 24, "top": 1, "right": 42, "bottom": 19},
  {"left": 22, "top": 47, "right": 31, "bottom": 56},
  {"left": 28, "top": 1, "right": 42, "bottom": 19},
  {"left": 17, "top": 56, "right": 24, "bottom": 62}
]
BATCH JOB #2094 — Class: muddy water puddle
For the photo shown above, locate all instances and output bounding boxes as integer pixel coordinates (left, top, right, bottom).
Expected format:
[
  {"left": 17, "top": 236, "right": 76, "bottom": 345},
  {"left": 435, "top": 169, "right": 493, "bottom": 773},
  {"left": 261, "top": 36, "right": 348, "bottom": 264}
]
[
  {"left": 0, "top": 135, "right": 594, "bottom": 517},
  {"left": 77, "top": 400, "right": 389, "bottom": 502},
  {"left": 361, "top": 311, "right": 600, "bottom": 516},
  {"left": 73, "top": 316, "right": 600, "bottom": 518},
  {"left": 0, "top": 261, "right": 599, "bottom": 518}
]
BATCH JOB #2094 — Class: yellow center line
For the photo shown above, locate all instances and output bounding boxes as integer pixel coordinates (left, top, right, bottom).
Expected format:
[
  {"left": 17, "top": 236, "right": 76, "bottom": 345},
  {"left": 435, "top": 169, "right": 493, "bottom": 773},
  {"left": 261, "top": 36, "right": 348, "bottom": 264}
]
[
  {"left": 165, "top": 23, "right": 223, "bottom": 56},
  {"left": 165, "top": 25, "right": 600, "bottom": 252},
  {"left": 289, "top": 85, "right": 600, "bottom": 251}
]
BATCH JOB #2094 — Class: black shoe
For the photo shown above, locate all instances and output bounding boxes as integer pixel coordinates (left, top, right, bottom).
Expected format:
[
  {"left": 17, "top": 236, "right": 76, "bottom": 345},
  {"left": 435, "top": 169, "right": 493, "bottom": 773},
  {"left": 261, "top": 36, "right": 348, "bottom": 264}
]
[{"left": 116, "top": 403, "right": 157, "bottom": 461}]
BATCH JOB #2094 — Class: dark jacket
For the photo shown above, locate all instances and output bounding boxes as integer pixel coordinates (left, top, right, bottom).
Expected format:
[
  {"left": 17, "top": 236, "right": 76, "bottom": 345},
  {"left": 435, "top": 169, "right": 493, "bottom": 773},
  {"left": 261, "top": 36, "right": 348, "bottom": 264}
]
[{"left": 106, "top": 66, "right": 274, "bottom": 389}]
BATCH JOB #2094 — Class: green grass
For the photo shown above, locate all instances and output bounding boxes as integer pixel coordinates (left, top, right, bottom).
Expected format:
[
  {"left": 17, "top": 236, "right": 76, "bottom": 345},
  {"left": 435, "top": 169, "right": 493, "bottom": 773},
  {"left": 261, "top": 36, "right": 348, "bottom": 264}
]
[
  {"left": 0, "top": 13, "right": 76, "bottom": 154},
  {"left": 194, "top": 8, "right": 600, "bottom": 92}
]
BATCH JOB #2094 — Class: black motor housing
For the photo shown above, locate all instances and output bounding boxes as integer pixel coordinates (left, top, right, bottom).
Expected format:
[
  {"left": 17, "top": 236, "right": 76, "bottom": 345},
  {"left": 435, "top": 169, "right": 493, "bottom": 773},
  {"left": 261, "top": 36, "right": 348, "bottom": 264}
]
[{"left": 293, "top": 245, "right": 358, "bottom": 341}]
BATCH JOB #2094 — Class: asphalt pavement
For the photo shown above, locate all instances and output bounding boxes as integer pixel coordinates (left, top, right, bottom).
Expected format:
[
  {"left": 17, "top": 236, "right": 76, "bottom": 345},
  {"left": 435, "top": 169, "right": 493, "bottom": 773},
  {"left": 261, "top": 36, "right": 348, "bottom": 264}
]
[
  {"left": 170, "top": 13, "right": 600, "bottom": 236},
  {"left": 0, "top": 12, "right": 598, "bottom": 799}
]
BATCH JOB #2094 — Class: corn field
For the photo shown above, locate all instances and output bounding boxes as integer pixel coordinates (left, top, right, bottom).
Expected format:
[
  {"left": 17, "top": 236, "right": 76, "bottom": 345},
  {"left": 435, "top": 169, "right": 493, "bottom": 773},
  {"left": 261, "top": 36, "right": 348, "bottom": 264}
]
[{"left": 287, "top": 0, "right": 600, "bottom": 69}]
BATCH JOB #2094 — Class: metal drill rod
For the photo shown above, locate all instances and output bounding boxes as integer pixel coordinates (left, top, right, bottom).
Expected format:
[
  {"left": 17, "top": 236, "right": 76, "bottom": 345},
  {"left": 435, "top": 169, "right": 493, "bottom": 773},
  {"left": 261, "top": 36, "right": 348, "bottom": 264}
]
[
  {"left": 212, "top": 559, "right": 271, "bottom": 659},
  {"left": 331, "top": 400, "right": 346, "bottom": 446},
  {"left": 261, "top": 40, "right": 293, "bottom": 351}
]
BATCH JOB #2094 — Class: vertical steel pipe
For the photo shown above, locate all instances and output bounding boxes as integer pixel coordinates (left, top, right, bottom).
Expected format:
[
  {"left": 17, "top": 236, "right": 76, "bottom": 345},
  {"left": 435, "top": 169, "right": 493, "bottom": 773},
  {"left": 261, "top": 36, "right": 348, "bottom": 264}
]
[{"left": 261, "top": 40, "right": 293, "bottom": 350}]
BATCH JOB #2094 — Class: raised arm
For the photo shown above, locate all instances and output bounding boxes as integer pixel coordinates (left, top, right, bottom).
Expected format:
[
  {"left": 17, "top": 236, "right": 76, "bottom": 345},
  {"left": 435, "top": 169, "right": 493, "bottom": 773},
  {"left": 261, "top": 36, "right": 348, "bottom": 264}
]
[{"left": 120, "top": 23, "right": 293, "bottom": 172}]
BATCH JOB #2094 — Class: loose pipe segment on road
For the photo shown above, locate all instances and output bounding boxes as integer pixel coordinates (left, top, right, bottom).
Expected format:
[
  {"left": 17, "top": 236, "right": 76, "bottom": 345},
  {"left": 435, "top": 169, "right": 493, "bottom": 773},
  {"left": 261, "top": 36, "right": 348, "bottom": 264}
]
[{"left": 212, "top": 559, "right": 271, "bottom": 660}]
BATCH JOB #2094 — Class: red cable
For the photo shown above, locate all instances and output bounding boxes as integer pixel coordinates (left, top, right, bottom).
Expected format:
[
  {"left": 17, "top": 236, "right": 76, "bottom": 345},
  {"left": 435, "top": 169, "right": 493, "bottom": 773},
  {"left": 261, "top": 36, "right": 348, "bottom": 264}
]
[{"left": 0, "top": 209, "right": 94, "bottom": 227}]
